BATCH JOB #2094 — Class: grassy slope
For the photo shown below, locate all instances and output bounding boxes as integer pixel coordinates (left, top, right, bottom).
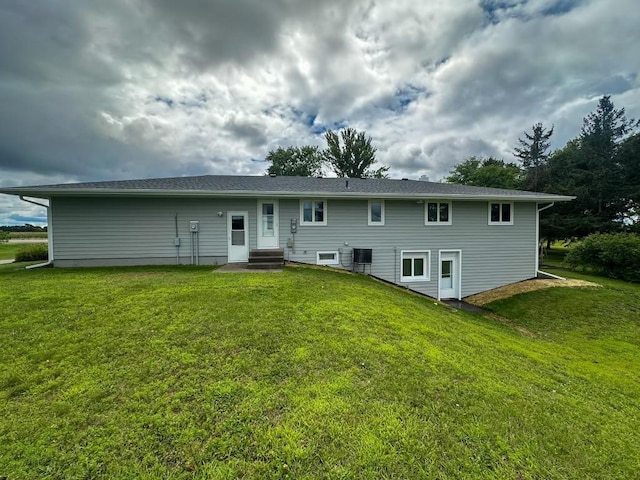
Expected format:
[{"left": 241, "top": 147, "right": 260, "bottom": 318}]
[{"left": 0, "top": 264, "right": 638, "bottom": 479}]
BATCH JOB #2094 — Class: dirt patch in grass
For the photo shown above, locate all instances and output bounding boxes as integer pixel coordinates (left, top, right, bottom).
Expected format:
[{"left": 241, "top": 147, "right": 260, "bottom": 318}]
[{"left": 466, "top": 278, "right": 600, "bottom": 306}]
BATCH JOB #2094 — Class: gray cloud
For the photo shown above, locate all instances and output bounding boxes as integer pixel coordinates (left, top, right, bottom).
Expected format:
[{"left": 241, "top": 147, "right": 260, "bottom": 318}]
[{"left": 1, "top": 0, "right": 640, "bottom": 224}]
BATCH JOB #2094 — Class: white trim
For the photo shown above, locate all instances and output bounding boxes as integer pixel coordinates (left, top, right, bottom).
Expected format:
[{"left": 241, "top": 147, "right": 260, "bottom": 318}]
[
  {"left": 488, "top": 201, "right": 514, "bottom": 225},
  {"left": 425, "top": 200, "right": 452, "bottom": 225},
  {"left": 299, "top": 199, "right": 327, "bottom": 226},
  {"left": 438, "top": 249, "right": 462, "bottom": 300},
  {"left": 257, "top": 199, "right": 279, "bottom": 249},
  {"left": 400, "top": 250, "right": 430, "bottom": 282},
  {"left": 367, "top": 199, "right": 385, "bottom": 226},
  {"left": 316, "top": 251, "right": 339, "bottom": 265}
]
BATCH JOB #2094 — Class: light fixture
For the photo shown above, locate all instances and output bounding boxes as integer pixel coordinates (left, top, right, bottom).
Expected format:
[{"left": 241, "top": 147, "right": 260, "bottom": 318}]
[
  {"left": 416, "top": 200, "right": 424, "bottom": 204},
  {"left": 217, "top": 211, "right": 224, "bottom": 217}
]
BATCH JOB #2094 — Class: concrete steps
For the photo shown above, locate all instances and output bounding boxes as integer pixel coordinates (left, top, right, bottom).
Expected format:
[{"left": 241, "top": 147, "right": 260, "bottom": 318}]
[{"left": 247, "top": 248, "right": 284, "bottom": 270}]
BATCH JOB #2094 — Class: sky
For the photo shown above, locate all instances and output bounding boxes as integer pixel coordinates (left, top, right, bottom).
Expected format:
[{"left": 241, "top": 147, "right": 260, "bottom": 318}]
[{"left": 1, "top": 0, "right": 639, "bottom": 225}]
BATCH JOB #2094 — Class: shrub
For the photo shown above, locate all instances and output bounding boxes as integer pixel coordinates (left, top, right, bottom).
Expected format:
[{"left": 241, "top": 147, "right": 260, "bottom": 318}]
[
  {"left": 15, "top": 244, "right": 48, "bottom": 262},
  {"left": 0, "top": 230, "right": 9, "bottom": 243},
  {"left": 565, "top": 233, "right": 640, "bottom": 282}
]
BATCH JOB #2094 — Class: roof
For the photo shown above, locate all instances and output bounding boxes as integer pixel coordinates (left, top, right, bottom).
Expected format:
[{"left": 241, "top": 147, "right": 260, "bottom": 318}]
[{"left": 0, "top": 175, "right": 574, "bottom": 202}]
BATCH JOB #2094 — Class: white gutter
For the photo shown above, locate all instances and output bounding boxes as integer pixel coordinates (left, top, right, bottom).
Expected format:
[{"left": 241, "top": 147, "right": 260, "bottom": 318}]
[
  {"left": 535, "top": 202, "right": 558, "bottom": 278},
  {"left": 18, "top": 196, "right": 53, "bottom": 269}
]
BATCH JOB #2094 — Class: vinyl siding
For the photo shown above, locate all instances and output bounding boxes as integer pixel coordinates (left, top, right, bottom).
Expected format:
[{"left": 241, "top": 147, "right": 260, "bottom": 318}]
[
  {"left": 51, "top": 196, "right": 537, "bottom": 298},
  {"left": 52, "top": 197, "right": 258, "bottom": 263},
  {"left": 279, "top": 199, "right": 537, "bottom": 298}
]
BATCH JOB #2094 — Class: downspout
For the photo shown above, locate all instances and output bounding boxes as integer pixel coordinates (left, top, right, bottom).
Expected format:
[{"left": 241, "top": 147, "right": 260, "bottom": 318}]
[
  {"left": 536, "top": 202, "right": 563, "bottom": 279},
  {"left": 19, "top": 196, "right": 53, "bottom": 269}
]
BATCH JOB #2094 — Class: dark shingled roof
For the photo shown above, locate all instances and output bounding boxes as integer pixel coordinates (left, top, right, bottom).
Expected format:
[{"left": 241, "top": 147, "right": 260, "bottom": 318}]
[{"left": 0, "top": 175, "right": 574, "bottom": 201}]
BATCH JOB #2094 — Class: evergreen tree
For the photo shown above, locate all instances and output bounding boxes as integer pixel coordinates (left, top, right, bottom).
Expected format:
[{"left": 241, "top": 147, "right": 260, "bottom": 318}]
[{"left": 513, "top": 123, "right": 554, "bottom": 191}]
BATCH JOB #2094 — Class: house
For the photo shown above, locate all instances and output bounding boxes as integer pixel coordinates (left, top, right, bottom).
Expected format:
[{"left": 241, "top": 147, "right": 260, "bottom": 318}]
[{"left": 0, "top": 175, "right": 573, "bottom": 299}]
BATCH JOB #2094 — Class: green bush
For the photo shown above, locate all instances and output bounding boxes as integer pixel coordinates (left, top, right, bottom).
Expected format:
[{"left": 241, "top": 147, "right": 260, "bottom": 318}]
[
  {"left": 565, "top": 233, "right": 640, "bottom": 282},
  {"left": 15, "top": 244, "right": 48, "bottom": 262},
  {"left": 0, "top": 230, "right": 9, "bottom": 243}
]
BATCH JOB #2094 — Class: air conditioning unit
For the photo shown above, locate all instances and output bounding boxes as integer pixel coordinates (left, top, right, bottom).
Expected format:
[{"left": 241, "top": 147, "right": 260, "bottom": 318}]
[{"left": 353, "top": 248, "right": 372, "bottom": 264}]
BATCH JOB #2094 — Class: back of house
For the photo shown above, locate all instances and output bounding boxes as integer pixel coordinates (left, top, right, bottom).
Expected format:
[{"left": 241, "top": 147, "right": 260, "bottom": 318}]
[{"left": 0, "top": 175, "right": 573, "bottom": 299}]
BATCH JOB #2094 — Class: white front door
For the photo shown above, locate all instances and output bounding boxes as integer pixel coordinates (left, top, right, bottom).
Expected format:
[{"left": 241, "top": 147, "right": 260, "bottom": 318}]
[
  {"left": 439, "top": 251, "right": 461, "bottom": 300},
  {"left": 257, "top": 199, "right": 279, "bottom": 249},
  {"left": 227, "top": 211, "right": 249, "bottom": 262}
]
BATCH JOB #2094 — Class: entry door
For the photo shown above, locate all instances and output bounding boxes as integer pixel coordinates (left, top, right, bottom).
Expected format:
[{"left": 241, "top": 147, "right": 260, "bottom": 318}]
[
  {"left": 227, "top": 211, "right": 249, "bottom": 262},
  {"left": 439, "top": 251, "right": 461, "bottom": 300},
  {"left": 257, "top": 200, "right": 279, "bottom": 249}
]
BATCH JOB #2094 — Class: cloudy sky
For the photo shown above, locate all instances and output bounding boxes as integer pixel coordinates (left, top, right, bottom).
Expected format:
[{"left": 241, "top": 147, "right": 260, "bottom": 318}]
[{"left": 1, "top": 0, "right": 639, "bottom": 225}]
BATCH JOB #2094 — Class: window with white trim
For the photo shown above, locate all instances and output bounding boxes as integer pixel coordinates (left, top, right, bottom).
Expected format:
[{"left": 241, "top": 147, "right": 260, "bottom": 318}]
[
  {"left": 368, "top": 200, "right": 385, "bottom": 226},
  {"left": 400, "top": 251, "right": 430, "bottom": 282},
  {"left": 425, "top": 201, "right": 451, "bottom": 225},
  {"left": 300, "top": 199, "right": 327, "bottom": 225},
  {"left": 316, "top": 251, "right": 339, "bottom": 265},
  {"left": 488, "top": 202, "right": 513, "bottom": 225}
]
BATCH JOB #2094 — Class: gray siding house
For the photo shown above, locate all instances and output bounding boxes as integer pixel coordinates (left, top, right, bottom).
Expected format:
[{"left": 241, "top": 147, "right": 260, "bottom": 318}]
[{"left": 0, "top": 175, "right": 573, "bottom": 299}]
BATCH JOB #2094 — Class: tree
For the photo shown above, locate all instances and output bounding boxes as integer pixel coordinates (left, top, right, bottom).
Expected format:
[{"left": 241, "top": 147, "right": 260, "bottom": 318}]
[
  {"left": 618, "top": 133, "right": 640, "bottom": 227},
  {"left": 541, "top": 97, "right": 640, "bottom": 241},
  {"left": 322, "top": 128, "right": 389, "bottom": 178},
  {"left": 446, "top": 156, "right": 522, "bottom": 189},
  {"left": 579, "top": 95, "right": 639, "bottom": 221},
  {"left": 513, "top": 122, "right": 554, "bottom": 191},
  {"left": 265, "top": 146, "right": 324, "bottom": 177}
]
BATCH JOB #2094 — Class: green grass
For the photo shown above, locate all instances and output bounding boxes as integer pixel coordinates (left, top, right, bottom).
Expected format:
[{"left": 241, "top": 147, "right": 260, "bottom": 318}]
[
  {"left": 0, "top": 242, "right": 23, "bottom": 261},
  {"left": 1, "top": 264, "right": 639, "bottom": 479}
]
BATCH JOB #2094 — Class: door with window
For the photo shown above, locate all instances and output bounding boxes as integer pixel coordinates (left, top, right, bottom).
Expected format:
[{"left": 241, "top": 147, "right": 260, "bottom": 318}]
[
  {"left": 257, "top": 200, "right": 279, "bottom": 249},
  {"left": 439, "top": 251, "right": 461, "bottom": 300},
  {"left": 227, "top": 211, "right": 249, "bottom": 262}
]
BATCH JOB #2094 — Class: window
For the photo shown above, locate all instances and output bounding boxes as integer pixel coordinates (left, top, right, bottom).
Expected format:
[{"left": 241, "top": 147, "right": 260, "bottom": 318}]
[
  {"left": 317, "top": 251, "right": 339, "bottom": 265},
  {"left": 488, "top": 202, "right": 513, "bottom": 225},
  {"left": 400, "top": 251, "right": 430, "bottom": 282},
  {"left": 300, "top": 199, "right": 327, "bottom": 225},
  {"left": 425, "top": 201, "right": 451, "bottom": 225},
  {"left": 368, "top": 200, "right": 385, "bottom": 225}
]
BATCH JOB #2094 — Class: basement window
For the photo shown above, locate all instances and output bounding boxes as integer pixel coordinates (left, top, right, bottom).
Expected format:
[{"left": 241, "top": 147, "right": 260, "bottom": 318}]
[
  {"left": 317, "top": 251, "right": 339, "bottom": 265},
  {"left": 400, "top": 251, "right": 430, "bottom": 282}
]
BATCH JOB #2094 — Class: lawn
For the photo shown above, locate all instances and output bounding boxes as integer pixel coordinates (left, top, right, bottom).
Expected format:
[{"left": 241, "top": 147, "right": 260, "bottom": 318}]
[
  {"left": 1, "top": 264, "right": 639, "bottom": 479},
  {"left": 0, "top": 242, "right": 23, "bottom": 261}
]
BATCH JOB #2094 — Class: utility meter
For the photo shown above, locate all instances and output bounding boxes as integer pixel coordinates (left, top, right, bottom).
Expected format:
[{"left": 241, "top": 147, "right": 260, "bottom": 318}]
[
  {"left": 290, "top": 218, "right": 297, "bottom": 233},
  {"left": 189, "top": 221, "right": 200, "bottom": 232}
]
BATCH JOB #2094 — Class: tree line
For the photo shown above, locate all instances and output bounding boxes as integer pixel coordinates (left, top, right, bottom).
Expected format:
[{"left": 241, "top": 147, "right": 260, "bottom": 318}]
[{"left": 446, "top": 96, "right": 640, "bottom": 240}]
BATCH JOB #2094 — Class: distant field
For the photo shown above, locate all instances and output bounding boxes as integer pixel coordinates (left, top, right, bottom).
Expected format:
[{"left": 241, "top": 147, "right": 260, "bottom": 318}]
[
  {"left": 1, "top": 264, "right": 639, "bottom": 478},
  {"left": 8, "top": 232, "right": 48, "bottom": 239}
]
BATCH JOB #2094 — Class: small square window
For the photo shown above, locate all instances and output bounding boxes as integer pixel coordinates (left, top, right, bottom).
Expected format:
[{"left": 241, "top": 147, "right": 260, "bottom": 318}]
[
  {"left": 425, "top": 201, "right": 451, "bottom": 225},
  {"left": 488, "top": 202, "right": 514, "bottom": 225}
]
